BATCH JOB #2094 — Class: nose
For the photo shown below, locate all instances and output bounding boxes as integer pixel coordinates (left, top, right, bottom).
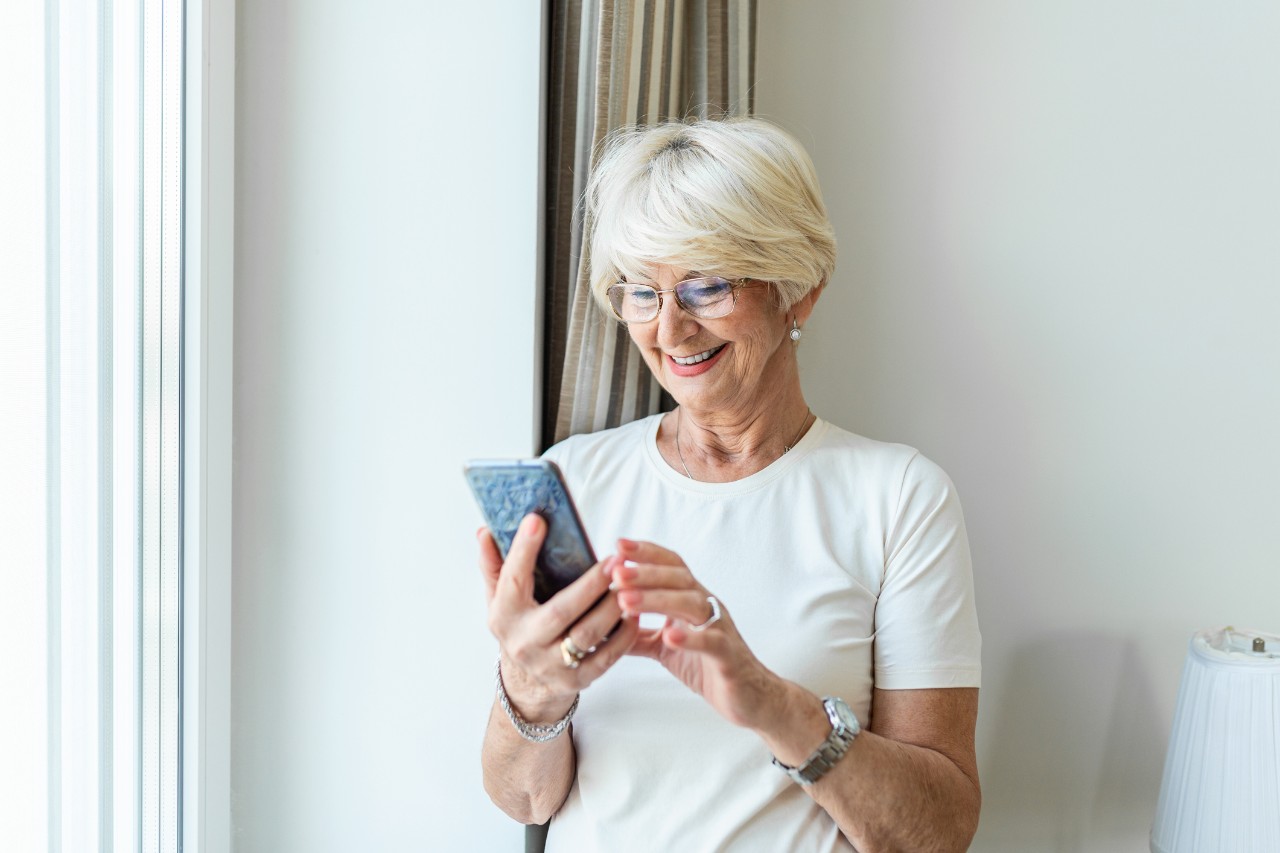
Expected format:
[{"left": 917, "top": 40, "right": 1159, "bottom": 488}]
[{"left": 654, "top": 286, "right": 699, "bottom": 350}]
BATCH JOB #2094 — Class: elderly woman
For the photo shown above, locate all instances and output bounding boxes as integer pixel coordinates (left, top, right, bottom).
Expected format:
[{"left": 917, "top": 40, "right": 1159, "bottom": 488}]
[{"left": 478, "top": 118, "right": 981, "bottom": 852}]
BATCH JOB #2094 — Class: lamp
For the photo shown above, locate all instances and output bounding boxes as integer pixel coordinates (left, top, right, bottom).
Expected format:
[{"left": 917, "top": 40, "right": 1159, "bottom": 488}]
[{"left": 1151, "top": 626, "right": 1280, "bottom": 853}]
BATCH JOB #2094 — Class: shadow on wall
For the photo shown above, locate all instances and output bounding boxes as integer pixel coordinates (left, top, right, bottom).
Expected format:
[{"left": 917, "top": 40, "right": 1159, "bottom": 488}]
[{"left": 979, "top": 634, "right": 1168, "bottom": 852}]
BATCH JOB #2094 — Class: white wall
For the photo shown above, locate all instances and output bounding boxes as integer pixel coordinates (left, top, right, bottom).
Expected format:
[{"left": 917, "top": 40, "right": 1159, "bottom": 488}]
[
  {"left": 757, "top": 2, "right": 1280, "bottom": 850},
  {"left": 233, "top": 3, "right": 540, "bottom": 850}
]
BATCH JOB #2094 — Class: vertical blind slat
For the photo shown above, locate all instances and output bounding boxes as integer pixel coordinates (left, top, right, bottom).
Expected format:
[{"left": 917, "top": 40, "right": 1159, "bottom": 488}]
[{"left": 20, "top": 0, "right": 170, "bottom": 850}]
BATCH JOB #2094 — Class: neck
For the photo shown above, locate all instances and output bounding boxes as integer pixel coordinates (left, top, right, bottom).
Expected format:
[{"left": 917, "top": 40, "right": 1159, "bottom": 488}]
[{"left": 670, "top": 390, "right": 813, "bottom": 483}]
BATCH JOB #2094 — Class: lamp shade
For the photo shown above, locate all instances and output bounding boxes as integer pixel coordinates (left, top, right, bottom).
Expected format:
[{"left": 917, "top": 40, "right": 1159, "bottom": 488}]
[{"left": 1151, "top": 627, "right": 1280, "bottom": 853}]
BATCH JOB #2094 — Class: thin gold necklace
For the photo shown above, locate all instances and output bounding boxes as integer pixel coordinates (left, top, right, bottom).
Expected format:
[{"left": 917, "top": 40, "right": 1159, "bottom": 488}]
[{"left": 675, "top": 407, "right": 814, "bottom": 481}]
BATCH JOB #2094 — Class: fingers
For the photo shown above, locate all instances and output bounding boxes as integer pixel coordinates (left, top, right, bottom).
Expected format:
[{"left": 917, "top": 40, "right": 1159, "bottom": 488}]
[
  {"left": 610, "top": 553, "right": 731, "bottom": 655},
  {"left": 494, "top": 514, "right": 545, "bottom": 606},
  {"left": 569, "top": 613, "right": 641, "bottom": 677},
  {"left": 535, "top": 555, "right": 617, "bottom": 633},
  {"left": 610, "top": 561, "right": 694, "bottom": 592},
  {"left": 662, "top": 602, "right": 723, "bottom": 648},
  {"left": 562, "top": 575, "right": 626, "bottom": 653},
  {"left": 609, "top": 557, "right": 709, "bottom": 628},
  {"left": 499, "top": 607, "right": 640, "bottom": 712},
  {"left": 492, "top": 565, "right": 628, "bottom": 713},
  {"left": 616, "top": 588, "right": 717, "bottom": 627},
  {"left": 626, "top": 623, "right": 668, "bottom": 660},
  {"left": 493, "top": 549, "right": 620, "bottom": 676},
  {"left": 617, "top": 537, "right": 686, "bottom": 566},
  {"left": 483, "top": 524, "right": 650, "bottom": 712}
]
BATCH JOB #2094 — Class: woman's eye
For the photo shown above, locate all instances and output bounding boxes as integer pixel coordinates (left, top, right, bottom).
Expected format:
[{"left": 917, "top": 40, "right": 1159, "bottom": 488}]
[{"left": 682, "top": 282, "right": 730, "bottom": 305}]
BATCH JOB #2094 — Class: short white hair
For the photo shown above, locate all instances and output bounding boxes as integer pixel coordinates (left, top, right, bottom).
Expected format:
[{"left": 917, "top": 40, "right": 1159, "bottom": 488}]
[{"left": 584, "top": 117, "right": 837, "bottom": 312}]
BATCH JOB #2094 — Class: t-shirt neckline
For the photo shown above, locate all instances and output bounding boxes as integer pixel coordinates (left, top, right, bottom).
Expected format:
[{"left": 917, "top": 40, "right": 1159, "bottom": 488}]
[{"left": 642, "top": 412, "right": 828, "bottom": 496}]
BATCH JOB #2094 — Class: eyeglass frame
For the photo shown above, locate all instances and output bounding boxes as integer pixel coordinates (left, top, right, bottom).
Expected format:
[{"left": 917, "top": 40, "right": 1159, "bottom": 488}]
[{"left": 605, "top": 276, "right": 763, "bottom": 323}]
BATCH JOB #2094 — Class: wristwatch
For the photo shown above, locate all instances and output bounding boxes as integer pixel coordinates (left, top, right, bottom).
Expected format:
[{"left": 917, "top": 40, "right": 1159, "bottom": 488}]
[{"left": 771, "top": 696, "right": 861, "bottom": 785}]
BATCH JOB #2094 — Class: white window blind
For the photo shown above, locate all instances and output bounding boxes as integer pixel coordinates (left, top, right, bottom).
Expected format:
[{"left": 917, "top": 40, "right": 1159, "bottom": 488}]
[{"left": 0, "top": 0, "right": 187, "bottom": 850}]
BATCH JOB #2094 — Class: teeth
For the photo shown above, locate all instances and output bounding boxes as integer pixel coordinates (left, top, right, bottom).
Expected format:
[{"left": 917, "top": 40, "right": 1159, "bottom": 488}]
[{"left": 672, "top": 345, "right": 725, "bottom": 366}]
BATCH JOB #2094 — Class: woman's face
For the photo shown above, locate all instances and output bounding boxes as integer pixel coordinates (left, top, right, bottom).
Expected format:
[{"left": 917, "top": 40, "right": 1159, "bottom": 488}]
[{"left": 625, "top": 264, "right": 816, "bottom": 419}]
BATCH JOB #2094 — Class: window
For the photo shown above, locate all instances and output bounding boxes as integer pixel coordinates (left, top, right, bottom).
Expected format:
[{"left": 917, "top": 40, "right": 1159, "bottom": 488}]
[{"left": 0, "top": 2, "right": 231, "bottom": 850}]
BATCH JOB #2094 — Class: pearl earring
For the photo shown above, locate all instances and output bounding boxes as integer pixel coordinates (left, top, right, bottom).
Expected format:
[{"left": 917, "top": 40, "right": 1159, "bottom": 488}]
[{"left": 789, "top": 319, "right": 802, "bottom": 341}]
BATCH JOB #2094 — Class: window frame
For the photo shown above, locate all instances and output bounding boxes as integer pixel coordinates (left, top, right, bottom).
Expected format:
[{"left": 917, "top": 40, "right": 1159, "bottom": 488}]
[{"left": 180, "top": 0, "right": 235, "bottom": 850}]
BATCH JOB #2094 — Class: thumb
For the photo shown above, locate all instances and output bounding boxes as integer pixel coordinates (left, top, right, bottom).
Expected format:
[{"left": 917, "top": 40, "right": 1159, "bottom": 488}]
[
  {"left": 495, "top": 513, "right": 546, "bottom": 605},
  {"left": 625, "top": 624, "right": 668, "bottom": 660}
]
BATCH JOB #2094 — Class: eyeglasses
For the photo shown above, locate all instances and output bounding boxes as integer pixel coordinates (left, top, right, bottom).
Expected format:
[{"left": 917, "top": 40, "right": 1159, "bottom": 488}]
[{"left": 606, "top": 276, "right": 756, "bottom": 323}]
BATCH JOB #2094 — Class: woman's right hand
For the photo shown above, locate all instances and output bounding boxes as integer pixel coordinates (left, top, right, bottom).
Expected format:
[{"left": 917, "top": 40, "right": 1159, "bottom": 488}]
[{"left": 479, "top": 513, "right": 639, "bottom": 723}]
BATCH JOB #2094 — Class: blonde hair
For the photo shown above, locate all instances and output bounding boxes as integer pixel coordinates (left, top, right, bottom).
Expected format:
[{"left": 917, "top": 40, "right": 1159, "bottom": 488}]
[{"left": 584, "top": 117, "right": 837, "bottom": 313}]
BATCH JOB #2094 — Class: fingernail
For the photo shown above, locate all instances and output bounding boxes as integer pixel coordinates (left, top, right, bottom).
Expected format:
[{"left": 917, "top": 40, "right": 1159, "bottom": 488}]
[
  {"left": 602, "top": 556, "right": 616, "bottom": 577},
  {"left": 520, "top": 514, "right": 541, "bottom": 534},
  {"left": 618, "top": 538, "right": 637, "bottom": 552}
]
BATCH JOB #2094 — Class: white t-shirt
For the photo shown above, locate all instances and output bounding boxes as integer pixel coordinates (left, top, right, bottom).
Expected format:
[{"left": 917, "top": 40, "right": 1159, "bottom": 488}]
[{"left": 540, "top": 414, "right": 981, "bottom": 852}]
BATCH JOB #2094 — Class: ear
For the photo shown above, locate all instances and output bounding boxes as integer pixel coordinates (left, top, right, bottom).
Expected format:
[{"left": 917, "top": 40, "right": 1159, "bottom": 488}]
[{"left": 789, "top": 281, "right": 825, "bottom": 328}]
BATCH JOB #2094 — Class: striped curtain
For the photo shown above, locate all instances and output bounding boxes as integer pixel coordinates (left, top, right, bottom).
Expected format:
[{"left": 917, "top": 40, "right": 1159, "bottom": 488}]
[{"left": 542, "top": 0, "right": 758, "bottom": 449}]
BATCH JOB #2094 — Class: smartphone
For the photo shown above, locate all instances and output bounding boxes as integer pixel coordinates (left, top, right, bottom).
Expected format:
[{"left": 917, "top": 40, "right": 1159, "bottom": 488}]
[{"left": 464, "top": 458, "right": 597, "bottom": 604}]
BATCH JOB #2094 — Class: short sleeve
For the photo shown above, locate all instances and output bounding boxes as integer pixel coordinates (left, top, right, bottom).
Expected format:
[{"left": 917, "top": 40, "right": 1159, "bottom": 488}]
[
  {"left": 873, "top": 452, "right": 982, "bottom": 689},
  {"left": 541, "top": 434, "right": 591, "bottom": 506},
  {"left": 541, "top": 436, "right": 574, "bottom": 474}
]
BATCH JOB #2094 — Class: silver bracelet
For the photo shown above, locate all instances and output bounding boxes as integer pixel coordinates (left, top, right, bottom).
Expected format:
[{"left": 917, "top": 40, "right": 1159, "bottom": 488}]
[{"left": 494, "top": 657, "right": 579, "bottom": 743}]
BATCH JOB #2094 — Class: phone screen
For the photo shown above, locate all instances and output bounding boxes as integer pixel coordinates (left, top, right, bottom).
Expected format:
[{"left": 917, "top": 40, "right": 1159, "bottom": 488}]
[{"left": 464, "top": 459, "right": 596, "bottom": 603}]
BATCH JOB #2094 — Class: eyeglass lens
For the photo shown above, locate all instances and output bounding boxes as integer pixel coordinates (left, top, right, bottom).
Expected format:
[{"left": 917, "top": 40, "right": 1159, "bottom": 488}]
[{"left": 607, "top": 277, "right": 737, "bottom": 322}]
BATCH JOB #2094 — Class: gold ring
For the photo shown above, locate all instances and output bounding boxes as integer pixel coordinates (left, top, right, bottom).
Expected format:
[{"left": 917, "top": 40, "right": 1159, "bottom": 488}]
[
  {"left": 560, "top": 636, "right": 583, "bottom": 668},
  {"left": 563, "top": 635, "right": 589, "bottom": 660}
]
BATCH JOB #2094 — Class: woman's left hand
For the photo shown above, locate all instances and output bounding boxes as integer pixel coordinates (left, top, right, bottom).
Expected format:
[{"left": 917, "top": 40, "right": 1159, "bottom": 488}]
[{"left": 614, "top": 538, "right": 778, "bottom": 729}]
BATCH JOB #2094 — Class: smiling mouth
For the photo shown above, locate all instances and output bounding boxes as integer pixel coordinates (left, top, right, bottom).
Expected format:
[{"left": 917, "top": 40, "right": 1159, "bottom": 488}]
[{"left": 671, "top": 344, "right": 727, "bottom": 366}]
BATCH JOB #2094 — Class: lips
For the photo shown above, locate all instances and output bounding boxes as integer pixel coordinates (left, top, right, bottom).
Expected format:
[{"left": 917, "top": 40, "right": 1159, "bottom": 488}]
[{"left": 666, "top": 343, "right": 728, "bottom": 377}]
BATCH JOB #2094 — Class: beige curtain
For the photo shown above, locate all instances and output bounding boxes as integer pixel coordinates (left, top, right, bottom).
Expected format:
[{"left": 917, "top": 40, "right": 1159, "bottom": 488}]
[{"left": 542, "top": 0, "right": 758, "bottom": 450}]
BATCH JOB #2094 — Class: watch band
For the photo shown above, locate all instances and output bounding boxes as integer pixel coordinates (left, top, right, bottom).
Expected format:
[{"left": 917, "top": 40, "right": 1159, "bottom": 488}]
[{"left": 771, "top": 696, "right": 860, "bottom": 785}]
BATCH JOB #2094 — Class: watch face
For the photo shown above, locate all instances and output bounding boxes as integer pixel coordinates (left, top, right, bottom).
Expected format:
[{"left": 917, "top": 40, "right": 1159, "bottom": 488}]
[{"left": 827, "top": 697, "right": 860, "bottom": 735}]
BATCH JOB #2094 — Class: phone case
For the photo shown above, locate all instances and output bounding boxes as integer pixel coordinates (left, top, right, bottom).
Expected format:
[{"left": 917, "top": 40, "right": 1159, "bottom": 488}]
[{"left": 464, "top": 459, "right": 597, "bottom": 603}]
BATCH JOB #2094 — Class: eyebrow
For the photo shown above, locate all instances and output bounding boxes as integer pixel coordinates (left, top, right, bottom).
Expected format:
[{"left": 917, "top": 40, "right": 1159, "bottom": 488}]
[
  {"left": 619, "top": 271, "right": 722, "bottom": 286},
  {"left": 621, "top": 272, "right": 704, "bottom": 282}
]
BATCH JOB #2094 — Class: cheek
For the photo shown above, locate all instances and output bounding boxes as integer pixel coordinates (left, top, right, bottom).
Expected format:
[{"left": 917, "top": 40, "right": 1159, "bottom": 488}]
[
  {"left": 732, "top": 325, "right": 782, "bottom": 363},
  {"left": 627, "top": 324, "right": 666, "bottom": 367},
  {"left": 620, "top": 317, "right": 642, "bottom": 340},
  {"left": 626, "top": 322, "right": 655, "bottom": 352}
]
